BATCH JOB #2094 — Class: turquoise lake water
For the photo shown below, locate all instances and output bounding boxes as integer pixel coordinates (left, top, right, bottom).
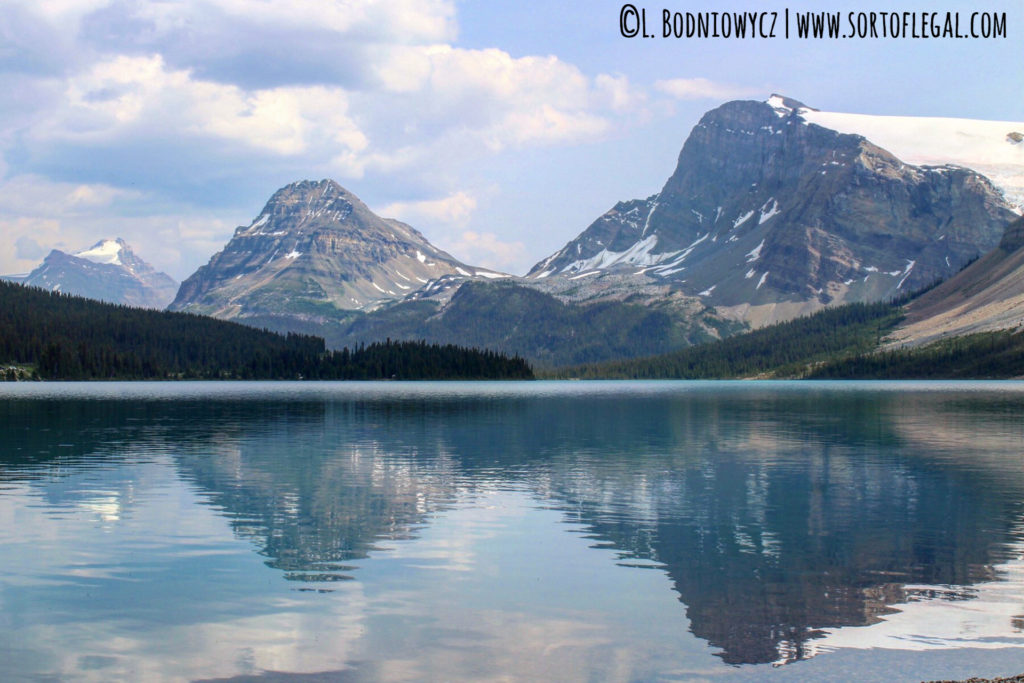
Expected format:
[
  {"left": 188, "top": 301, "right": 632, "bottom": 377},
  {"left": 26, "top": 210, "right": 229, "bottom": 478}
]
[{"left": 2, "top": 380, "right": 1023, "bottom": 681}]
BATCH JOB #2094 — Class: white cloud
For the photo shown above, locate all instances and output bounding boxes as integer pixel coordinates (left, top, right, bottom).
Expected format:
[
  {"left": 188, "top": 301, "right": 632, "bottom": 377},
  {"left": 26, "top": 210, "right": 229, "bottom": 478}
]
[
  {"left": 22, "top": 40, "right": 628, "bottom": 187},
  {"left": 0, "top": 174, "right": 140, "bottom": 216},
  {"left": 216, "top": 0, "right": 457, "bottom": 42},
  {"left": 368, "top": 45, "right": 616, "bottom": 152},
  {"left": 26, "top": 0, "right": 457, "bottom": 44},
  {"left": 379, "top": 191, "right": 478, "bottom": 228},
  {"left": 594, "top": 74, "right": 645, "bottom": 113},
  {"left": 0, "top": 174, "right": 233, "bottom": 279},
  {"left": 22, "top": 0, "right": 110, "bottom": 25},
  {"left": 15, "top": 235, "right": 48, "bottom": 261},
  {"left": 0, "top": 217, "right": 65, "bottom": 275},
  {"left": 38, "top": 55, "right": 368, "bottom": 164},
  {"left": 442, "top": 230, "right": 527, "bottom": 273},
  {"left": 653, "top": 77, "right": 759, "bottom": 101},
  {"left": 377, "top": 192, "right": 531, "bottom": 271}
]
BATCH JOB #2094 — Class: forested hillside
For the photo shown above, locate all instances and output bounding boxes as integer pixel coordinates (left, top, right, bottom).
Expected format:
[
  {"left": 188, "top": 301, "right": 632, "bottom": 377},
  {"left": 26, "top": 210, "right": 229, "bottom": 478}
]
[
  {"left": 551, "top": 301, "right": 903, "bottom": 379},
  {"left": 552, "top": 293, "right": 1024, "bottom": 380},
  {"left": 327, "top": 280, "right": 741, "bottom": 368},
  {"left": 0, "top": 281, "right": 532, "bottom": 380},
  {"left": 810, "top": 329, "right": 1024, "bottom": 379}
]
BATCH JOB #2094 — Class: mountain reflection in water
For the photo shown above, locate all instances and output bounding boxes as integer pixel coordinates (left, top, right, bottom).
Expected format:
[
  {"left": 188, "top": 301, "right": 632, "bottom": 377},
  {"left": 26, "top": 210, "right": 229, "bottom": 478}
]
[{"left": 1, "top": 381, "right": 1023, "bottom": 676}]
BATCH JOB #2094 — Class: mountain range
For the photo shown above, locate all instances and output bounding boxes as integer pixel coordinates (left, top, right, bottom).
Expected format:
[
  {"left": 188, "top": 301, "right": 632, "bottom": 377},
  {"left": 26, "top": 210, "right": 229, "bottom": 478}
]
[{"left": 6, "top": 95, "right": 1024, "bottom": 368}]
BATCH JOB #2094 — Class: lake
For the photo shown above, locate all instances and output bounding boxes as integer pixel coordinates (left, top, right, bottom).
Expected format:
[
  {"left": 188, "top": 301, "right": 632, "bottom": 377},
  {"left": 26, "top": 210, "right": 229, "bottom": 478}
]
[{"left": 2, "top": 380, "right": 1024, "bottom": 682}]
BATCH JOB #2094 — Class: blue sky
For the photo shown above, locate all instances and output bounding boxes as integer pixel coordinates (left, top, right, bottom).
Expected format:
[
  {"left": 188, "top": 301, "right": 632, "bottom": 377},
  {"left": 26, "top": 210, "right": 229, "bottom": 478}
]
[{"left": 1, "top": 0, "right": 1022, "bottom": 279}]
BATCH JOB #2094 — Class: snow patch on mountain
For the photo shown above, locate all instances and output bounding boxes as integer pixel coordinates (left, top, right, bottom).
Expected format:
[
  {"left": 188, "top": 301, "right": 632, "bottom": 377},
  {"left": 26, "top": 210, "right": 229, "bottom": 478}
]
[
  {"left": 75, "top": 239, "right": 125, "bottom": 267},
  {"left": 733, "top": 210, "right": 755, "bottom": 228},
  {"left": 758, "top": 199, "right": 780, "bottom": 224},
  {"left": 561, "top": 234, "right": 662, "bottom": 273},
  {"left": 642, "top": 199, "right": 660, "bottom": 237},
  {"left": 745, "top": 240, "right": 765, "bottom": 263}
]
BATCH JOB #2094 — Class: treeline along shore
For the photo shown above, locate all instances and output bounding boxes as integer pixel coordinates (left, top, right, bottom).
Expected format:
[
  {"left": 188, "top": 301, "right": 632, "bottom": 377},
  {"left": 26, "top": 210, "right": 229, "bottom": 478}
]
[{"left": 0, "top": 281, "right": 533, "bottom": 381}]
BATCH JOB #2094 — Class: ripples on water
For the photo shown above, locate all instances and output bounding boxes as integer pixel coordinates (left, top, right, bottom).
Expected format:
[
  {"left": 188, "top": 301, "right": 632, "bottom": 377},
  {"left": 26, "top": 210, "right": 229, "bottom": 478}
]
[{"left": 1, "top": 380, "right": 1024, "bottom": 681}]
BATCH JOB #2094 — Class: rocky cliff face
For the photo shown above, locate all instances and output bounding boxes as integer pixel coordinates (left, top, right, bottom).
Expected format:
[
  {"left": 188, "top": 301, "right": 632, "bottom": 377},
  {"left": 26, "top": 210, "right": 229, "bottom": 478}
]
[
  {"left": 889, "top": 214, "right": 1024, "bottom": 346},
  {"left": 17, "top": 238, "right": 178, "bottom": 309},
  {"left": 998, "top": 213, "right": 1024, "bottom": 252},
  {"left": 529, "top": 96, "right": 1017, "bottom": 325},
  {"left": 170, "top": 180, "right": 501, "bottom": 322}
]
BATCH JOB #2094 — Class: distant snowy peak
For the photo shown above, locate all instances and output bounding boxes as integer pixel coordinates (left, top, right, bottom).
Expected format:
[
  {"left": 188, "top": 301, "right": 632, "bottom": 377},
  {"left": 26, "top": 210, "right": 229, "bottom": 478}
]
[
  {"left": 16, "top": 238, "right": 177, "bottom": 309},
  {"left": 777, "top": 97, "right": 1024, "bottom": 211},
  {"left": 75, "top": 238, "right": 128, "bottom": 267}
]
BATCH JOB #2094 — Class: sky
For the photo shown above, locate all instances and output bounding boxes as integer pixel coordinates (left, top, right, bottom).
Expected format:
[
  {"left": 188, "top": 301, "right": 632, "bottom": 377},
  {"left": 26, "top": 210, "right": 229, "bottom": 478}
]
[{"left": 1, "top": 0, "right": 1022, "bottom": 280}]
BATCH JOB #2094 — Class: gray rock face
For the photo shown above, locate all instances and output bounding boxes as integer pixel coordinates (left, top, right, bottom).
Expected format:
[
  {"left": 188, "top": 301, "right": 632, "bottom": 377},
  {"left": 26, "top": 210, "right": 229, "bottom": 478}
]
[
  {"left": 170, "top": 180, "right": 496, "bottom": 322},
  {"left": 529, "top": 97, "right": 1017, "bottom": 322},
  {"left": 891, "top": 215, "right": 1024, "bottom": 346},
  {"left": 17, "top": 238, "right": 178, "bottom": 309}
]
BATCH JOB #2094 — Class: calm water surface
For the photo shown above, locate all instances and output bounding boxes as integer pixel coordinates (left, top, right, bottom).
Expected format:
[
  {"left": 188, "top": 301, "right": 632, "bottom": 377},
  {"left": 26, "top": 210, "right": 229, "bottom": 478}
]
[{"left": 2, "top": 380, "right": 1024, "bottom": 682}]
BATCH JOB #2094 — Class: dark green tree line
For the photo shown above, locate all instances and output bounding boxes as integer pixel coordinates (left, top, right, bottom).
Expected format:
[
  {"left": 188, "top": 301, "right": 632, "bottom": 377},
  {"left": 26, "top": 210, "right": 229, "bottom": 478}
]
[{"left": 0, "top": 281, "right": 532, "bottom": 380}]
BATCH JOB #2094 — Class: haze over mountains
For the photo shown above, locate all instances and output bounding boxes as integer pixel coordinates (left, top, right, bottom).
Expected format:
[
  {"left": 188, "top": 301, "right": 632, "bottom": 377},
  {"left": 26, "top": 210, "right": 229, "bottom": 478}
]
[{"left": 6, "top": 95, "right": 1024, "bottom": 366}]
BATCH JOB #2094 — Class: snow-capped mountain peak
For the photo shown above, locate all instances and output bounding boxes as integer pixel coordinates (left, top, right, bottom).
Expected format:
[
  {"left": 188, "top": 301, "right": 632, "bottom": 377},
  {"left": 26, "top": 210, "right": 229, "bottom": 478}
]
[
  {"left": 10, "top": 238, "right": 177, "bottom": 309},
  {"left": 528, "top": 95, "right": 1017, "bottom": 327},
  {"left": 75, "top": 238, "right": 128, "bottom": 267}
]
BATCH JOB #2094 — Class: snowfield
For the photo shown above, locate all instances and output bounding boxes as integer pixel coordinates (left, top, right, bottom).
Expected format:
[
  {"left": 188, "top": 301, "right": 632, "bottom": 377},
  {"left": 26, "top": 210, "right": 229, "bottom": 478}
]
[{"left": 791, "top": 104, "right": 1024, "bottom": 211}]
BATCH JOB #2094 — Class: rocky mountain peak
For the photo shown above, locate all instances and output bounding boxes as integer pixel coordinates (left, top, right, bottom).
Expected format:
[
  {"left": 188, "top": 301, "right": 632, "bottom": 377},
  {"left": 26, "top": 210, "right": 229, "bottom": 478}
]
[
  {"left": 170, "top": 180, "right": 493, "bottom": 324},
  {"left": 238, "top": 179, "right": 357, "bottom": 234},
  {"left": 528, "top": 96, "right": 1017, "bottom": 327},
  {"left": 264, "top": 178, "right": 354, "bottom": 211}
]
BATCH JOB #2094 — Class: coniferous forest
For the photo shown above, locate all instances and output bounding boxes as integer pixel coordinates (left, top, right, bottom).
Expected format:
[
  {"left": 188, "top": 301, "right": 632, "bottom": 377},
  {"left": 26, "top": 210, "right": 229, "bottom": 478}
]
[
  {"left": 549, "top": 297, "right": 1024, "bottom": 380},
  {"left": 809, "top": 328, "right": 1024, "bottom": 379},
  {"left": 0, "top": 281, "right": 532, "bottom": 380},
  {"left": 549, "top": 301, "right": 904, "bottom": 379},
  {"left": 6, "top": 276, "right": 1024, "bottom": 382}
]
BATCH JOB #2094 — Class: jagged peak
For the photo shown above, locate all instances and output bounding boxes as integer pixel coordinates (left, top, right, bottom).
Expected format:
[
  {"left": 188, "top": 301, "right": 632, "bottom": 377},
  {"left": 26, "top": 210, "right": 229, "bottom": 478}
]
[
  {"left": 237, "top": 179, "right": 366, "bottom": 235},
  {"left": 275, "top": 178, "right": 362, "bottom": 202},
  {"left": 278, "top": 178, "right": 346, "bottom": 194},
  {"left": 267, "top": 178, "right": 364, "bottom": 211}
]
